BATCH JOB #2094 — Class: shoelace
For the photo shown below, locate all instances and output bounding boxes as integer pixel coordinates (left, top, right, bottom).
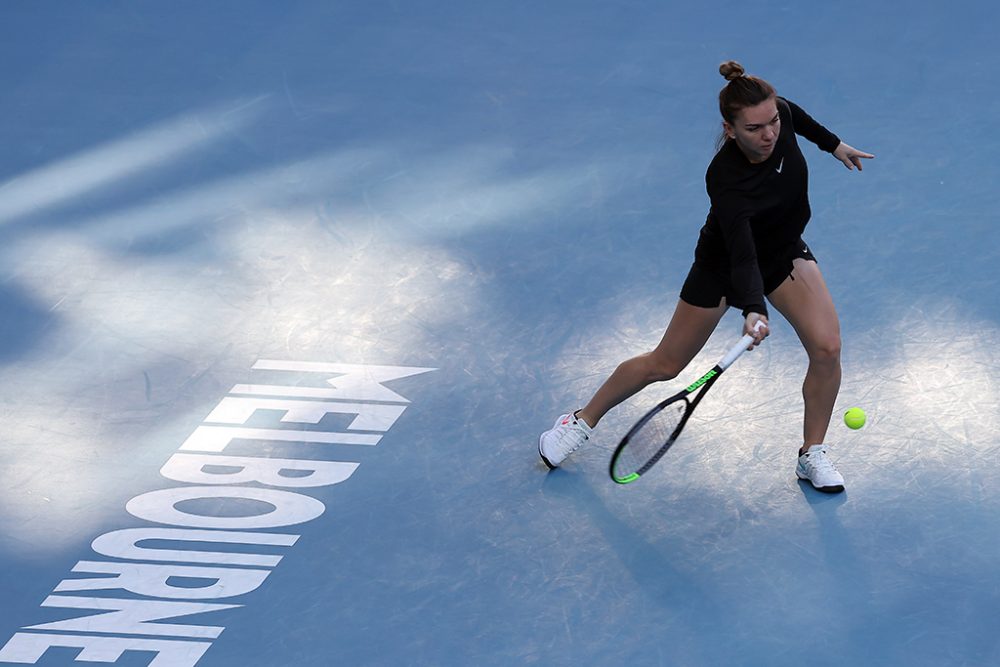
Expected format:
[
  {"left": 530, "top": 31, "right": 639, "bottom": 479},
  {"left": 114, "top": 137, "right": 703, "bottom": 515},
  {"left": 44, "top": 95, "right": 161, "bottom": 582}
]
[
  {"left": 806, "top": 450, "right": 839, "bottom": 475},
  {"left": 555, "top": 423, "right": 588, "bottom": 454}
]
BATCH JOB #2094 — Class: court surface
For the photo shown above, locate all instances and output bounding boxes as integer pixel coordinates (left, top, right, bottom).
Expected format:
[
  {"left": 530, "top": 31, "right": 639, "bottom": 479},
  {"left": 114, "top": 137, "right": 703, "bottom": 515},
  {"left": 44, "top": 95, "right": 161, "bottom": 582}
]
[{"left": 2, "top": 2, "right": 999, "bottom": 666}]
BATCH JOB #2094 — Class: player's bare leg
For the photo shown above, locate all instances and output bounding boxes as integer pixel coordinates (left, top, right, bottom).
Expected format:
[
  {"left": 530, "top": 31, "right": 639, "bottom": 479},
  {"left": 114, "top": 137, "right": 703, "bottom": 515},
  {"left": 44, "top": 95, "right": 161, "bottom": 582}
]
[
  {"left": 766, "top": 258, "right": 841, "bottom": 452},
  {"left": 578, "top": 298, "right": 728, "bottom": 428}
]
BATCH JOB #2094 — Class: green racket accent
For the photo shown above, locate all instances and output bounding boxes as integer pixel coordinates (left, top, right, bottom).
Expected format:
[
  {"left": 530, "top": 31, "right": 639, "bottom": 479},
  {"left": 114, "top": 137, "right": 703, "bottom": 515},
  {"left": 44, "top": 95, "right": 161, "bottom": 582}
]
[
  {"left": 685, "top": 369, "right": 718, "bottom": 393},
  {"left": 609, "top": 324, "right": 761, "bottom": 485}
]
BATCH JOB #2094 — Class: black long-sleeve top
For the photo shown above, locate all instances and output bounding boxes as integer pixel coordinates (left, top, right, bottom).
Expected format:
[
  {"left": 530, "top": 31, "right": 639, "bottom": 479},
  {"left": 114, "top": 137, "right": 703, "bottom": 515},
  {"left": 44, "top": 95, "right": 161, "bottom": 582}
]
[{"left": 695, "top": 97, "right": 840, "bottom": 317}]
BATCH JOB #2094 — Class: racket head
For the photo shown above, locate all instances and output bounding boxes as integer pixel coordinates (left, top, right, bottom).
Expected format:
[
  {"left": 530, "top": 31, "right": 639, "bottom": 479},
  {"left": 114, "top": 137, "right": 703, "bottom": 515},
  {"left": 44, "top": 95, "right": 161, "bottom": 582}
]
[{"left": 609, "top": 395, "right": 690, "bottom": 484}]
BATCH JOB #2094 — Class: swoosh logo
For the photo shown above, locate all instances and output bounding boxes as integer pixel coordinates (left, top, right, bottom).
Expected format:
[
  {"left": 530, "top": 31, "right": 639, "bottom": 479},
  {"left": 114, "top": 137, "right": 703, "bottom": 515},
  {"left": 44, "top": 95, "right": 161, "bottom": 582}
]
[{"left": 776, "top": 157, "right": 784, "bottom": 173}]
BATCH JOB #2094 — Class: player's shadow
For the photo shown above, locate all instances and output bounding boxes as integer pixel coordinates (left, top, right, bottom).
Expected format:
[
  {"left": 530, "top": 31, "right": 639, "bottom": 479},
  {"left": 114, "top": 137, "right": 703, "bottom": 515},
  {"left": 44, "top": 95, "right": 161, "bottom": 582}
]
[
  {"left": 797, "top": 482, "right": 873, "bottom": 612},
  {"left": 797, "top": 482, "right": 857, "bottom": 578},
  {"left": 797, "top": 481, "right": 849, "bottom": 508}
]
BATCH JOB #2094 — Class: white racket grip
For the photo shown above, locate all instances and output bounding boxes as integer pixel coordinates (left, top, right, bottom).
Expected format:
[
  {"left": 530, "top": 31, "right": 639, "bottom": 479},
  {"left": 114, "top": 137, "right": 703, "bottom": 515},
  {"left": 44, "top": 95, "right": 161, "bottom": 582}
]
[{"left": 718, "top": 320, "right": 765, "bottom": 370}]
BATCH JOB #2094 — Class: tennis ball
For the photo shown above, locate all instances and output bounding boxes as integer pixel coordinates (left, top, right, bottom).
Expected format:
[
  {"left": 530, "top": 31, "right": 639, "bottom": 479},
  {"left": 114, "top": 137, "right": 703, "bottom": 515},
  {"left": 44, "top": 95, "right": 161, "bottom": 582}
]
[{"left": 844, "top": 407, "right": 866, "bottom": 430}]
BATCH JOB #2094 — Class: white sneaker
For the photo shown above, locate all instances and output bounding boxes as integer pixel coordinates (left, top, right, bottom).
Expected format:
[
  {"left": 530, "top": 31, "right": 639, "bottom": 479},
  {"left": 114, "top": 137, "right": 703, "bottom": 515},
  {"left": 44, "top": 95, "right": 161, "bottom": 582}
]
[
  {"left": 796, "top": 444, "right": 845, "bottom": 493},
  {"left": 539, "top": 412, "right": 593, "bottom": 469}
]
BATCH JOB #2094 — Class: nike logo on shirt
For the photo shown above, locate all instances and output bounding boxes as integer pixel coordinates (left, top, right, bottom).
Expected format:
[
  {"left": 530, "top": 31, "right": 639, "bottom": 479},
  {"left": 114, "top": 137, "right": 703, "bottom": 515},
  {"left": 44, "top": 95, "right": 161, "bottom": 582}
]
[{"left": 776, "top": 157, "right": 784, "bottom": 173}]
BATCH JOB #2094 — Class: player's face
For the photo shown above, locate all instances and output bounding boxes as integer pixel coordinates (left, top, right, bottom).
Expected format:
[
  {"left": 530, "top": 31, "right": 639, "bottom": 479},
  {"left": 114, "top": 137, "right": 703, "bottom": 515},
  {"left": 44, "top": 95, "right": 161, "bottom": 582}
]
[{"left": 724, "top": 97, "right": 780, "bottom": 163}]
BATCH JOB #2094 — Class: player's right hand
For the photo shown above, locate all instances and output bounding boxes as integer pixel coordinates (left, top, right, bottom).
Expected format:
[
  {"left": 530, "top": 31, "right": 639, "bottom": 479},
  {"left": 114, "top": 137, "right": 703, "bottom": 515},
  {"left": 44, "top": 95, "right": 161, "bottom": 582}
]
[{"left": 745, "top": 314, "right": 769, "bottom": 348}]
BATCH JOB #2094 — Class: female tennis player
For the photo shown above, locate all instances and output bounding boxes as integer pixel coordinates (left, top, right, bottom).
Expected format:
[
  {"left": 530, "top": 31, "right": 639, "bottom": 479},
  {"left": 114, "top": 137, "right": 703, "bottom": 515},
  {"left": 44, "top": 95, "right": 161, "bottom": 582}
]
[{"left": 539, "top": 61, "right": 873, "bottom": 493}]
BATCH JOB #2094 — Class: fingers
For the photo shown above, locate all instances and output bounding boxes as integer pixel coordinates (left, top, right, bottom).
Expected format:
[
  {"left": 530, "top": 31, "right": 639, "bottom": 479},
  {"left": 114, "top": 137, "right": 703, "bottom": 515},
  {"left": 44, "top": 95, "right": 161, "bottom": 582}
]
[
  {"left": 835, "top": 143, "right": 875, "bottom": 171},
  {"left": 852, "top": 151, "right": 875, "bottom": 171},
  {"left": 753, "top": 322, "right": 769, "bottom": 345},
  {"left": 841, "top": 151, "right": 874, "bottom": 171},
  {"left": 745, "top": 317, "right": 769, "bottom": 348}
]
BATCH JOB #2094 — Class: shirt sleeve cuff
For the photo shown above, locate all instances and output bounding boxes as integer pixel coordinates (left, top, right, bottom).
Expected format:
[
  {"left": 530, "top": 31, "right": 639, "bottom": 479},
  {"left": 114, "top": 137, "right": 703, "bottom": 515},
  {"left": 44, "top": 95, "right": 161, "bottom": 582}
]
[
  {"left": 821, "top": 134, "right": 841, "bottom": 153},
  {"left": 741, "top": 304, "right": 768, "bottom": 319}
]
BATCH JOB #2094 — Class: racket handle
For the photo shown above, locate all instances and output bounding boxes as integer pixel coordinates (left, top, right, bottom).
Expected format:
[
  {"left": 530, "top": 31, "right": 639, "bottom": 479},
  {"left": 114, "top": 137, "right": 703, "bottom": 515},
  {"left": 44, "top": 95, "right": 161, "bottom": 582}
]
[{"left": 719, "top": 320, "right": 765, "bottom": 370}]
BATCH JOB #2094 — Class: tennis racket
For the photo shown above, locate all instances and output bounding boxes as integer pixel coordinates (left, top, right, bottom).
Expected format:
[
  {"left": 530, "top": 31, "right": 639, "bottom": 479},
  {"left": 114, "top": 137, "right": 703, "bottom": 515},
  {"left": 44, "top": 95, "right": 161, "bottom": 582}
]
[{"left": 609, "top": 321, "right": 765, "bottom": 484}]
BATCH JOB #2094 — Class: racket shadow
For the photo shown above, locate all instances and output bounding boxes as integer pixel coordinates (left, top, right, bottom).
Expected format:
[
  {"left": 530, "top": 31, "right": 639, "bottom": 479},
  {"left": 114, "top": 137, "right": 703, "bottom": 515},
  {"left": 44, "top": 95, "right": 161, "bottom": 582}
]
[{"left": 541, "top": 468, "right": 733, "bottom": 617}]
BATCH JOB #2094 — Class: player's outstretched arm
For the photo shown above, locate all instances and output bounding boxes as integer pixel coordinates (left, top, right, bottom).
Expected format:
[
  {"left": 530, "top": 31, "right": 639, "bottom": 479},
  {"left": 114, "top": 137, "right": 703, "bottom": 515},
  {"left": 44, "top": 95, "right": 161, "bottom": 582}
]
[{"left": 833, "top": 141, "right": 874, "bottom": 171}]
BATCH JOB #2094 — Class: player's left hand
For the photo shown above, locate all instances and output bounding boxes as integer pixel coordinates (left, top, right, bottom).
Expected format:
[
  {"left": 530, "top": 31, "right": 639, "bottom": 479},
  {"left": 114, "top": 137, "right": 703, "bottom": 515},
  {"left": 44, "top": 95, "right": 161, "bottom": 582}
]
[{"left": 833, "top": 142, "right": 874, "bottom": 171}]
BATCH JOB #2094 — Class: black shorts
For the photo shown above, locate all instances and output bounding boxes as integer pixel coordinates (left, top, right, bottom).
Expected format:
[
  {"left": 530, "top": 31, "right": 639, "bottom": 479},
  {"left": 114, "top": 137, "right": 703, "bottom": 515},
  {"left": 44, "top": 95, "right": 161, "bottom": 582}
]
[{"left": 679, "top": 238, "right": 817, "bottom": 309}]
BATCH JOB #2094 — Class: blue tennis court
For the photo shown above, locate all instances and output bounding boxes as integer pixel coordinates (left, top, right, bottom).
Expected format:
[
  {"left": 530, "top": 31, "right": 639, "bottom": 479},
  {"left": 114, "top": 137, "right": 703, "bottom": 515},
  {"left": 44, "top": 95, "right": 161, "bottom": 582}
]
[{"left": 2, "top": 2, "right": 999, "bottom": 665}]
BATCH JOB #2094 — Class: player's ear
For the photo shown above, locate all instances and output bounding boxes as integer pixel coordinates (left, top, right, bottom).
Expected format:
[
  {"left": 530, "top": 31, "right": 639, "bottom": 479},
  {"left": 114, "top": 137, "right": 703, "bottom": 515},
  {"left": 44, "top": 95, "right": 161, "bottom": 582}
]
[{"left": 722, "top": 120, "right": 735, "bottom": 140}]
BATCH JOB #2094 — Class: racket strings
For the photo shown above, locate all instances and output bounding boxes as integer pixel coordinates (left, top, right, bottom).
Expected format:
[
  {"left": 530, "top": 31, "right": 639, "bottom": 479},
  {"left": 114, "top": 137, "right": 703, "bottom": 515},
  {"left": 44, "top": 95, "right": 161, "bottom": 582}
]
[{"left": 614, "top": 400, "right": 687, "bottom": 478}]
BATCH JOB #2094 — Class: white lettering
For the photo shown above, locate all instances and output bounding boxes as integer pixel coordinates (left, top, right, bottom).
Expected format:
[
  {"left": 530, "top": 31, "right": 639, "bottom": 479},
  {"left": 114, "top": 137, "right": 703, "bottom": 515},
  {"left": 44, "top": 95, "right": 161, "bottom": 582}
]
[
  {"left": 55, "top": 561, "right": 270, "bottom": 599},
  {"left": 250, "top": 361, "right": 436, "bottom": 402},
  {"left": 91, "top": 528, "right": 297, "bottom": 567},
  {"left": 160, "top": 453, "right": 359, "bottom": 488},
  {"left": 203, "top": 398, "right": 406, "bottom": 432},
  {"left": 126, "top": 487, "right": 325, "bottom": 529},
  {"left": 180, "top": 425, "right": 380, "bottom": 452},
  {"left": 27, "top": 596, "right": 238, "bottom": 638},
  {"left": 1, "top": 360, "right": 438, "bottom": 666},
  {"left": 0, "top": 633, "right": 210, "bottom": 666}
]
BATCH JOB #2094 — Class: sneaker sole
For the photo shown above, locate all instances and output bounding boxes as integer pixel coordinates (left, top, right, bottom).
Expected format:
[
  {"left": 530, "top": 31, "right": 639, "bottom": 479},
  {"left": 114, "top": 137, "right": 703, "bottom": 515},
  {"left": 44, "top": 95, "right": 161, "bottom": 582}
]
[{"left": 796, "top": 469, "right": 844, "bottom": 494}]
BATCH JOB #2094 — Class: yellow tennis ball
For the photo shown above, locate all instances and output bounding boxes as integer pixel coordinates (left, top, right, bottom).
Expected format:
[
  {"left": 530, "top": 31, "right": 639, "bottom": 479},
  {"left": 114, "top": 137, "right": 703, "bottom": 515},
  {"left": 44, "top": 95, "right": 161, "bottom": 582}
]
[{"left": 844, "top": 407, "right": 866, "bottom": 430}]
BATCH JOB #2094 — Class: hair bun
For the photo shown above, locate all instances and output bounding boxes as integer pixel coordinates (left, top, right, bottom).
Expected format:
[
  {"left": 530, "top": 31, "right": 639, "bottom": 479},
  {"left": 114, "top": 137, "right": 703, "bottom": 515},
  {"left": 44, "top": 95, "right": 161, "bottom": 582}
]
[{"left": 719, "top": 61, "right": 745, "bottom": 81}]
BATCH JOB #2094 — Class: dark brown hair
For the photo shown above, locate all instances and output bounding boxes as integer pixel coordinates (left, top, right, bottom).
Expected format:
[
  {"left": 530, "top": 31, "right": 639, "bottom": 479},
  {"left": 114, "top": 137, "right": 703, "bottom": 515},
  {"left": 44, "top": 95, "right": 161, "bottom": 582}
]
[{"left": 716, "top": 61, "right": 777, "bottom": 149}]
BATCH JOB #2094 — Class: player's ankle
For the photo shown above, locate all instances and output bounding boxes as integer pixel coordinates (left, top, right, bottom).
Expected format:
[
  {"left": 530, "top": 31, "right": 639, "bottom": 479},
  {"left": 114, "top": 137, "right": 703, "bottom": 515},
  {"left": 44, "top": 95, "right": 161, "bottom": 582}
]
[
  {"left": 575, "top": 409, "right": 596, "bottom": 429},
  {"left": 799, "top": 443, "right": 821, "bottom": 457}
]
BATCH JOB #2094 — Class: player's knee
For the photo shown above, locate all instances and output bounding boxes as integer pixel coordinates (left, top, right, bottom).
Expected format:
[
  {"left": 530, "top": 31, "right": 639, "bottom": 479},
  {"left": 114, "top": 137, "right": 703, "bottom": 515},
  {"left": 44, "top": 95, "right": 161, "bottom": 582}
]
[
  {"left": 645, "top": 356, "right": 682, "bottom": 383},
  {"left": 808, "top": 335, "right": 841, "bottom": 365}
]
